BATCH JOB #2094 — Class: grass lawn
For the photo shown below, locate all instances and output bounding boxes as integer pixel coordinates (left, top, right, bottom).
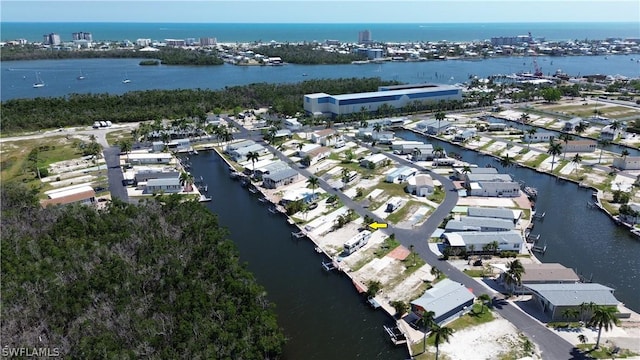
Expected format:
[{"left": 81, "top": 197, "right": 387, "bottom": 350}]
[
  {"left": 374, "top": 236, "right": 401, "bottom": 258},
  {"left": 0, "top": 137, "right": 84, "bottom": 187},
  {"left": 386, "top": 200, "right": 422, "bottom": 224},
  {"left": 523, "top": 153, "right": 549, "bottom": 168},
  {"left": 105, "top": 129, "right": 133, "bottom": 146},
  {"left": 576, "top": 344, "right": 638, "bottom": 359},
  {"left": 463, "top": 269, "right": 485, "bottom": 277}
]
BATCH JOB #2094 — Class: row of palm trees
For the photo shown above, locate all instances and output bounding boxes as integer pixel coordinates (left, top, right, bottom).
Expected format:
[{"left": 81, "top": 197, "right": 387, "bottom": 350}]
[
  {"left": 561, "top": 302, "right": 621, "bottom": 349},
  {"left": 416, "top": 310, "right": 454, "bottom": 360}
]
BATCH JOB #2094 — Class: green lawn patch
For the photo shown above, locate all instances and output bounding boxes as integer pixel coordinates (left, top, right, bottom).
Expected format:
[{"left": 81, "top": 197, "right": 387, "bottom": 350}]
[
  {"left": 374, "top": 237, "right": 401, "bottom": 258},
  {"left": 523, "top": 153, "right": 549, "bottom": 168},
  {"left": 386, "top": 200, "right": 421, "bottom": 224},
  {"left": 428, "top": 188, "right": 445, "bottom": 204},
  {"left": 105, "top": 129, "right": 132, "bottom": 146},
  {"left": 463, "top": 269, "right": 485, "bottom": 277},
  {"left": 576, "top": 344, "right": 638, "bottom": 359}
]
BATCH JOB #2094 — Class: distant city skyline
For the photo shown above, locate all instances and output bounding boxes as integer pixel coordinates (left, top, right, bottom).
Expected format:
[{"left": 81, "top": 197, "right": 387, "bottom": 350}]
[{"left": 2, "top": 0, "right": 639, "bottom": 24}]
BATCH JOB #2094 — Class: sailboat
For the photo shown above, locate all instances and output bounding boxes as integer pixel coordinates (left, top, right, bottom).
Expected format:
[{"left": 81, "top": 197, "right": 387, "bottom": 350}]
[
  {"left": 77, "top": 69, "right": 86, "bottom": 80},
  {"left": 122, "top": 72, "right": 131, "bottom": 84},
  {"left": 33, "top": 72, "right": 45, "bottom": 88}
]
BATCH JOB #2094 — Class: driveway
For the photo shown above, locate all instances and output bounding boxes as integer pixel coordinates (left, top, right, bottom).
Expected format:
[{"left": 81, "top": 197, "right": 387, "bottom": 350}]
[{"left": 102, "top": 146, "right": 129, "bottom": 202}]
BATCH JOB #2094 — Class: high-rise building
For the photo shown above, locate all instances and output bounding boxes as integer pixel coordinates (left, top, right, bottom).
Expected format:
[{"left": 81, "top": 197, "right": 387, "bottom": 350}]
[
  {"left": 200, "top": 37, "right": 217, "bottom": 46},
  {"left": 358, "top": 30, "right": 371, "bottom": 44},
  {"left": 43, "top": 33, "right": 61, "bottom": 45},
  {"left": 72, "top": 32, "right": 93, "bottom": 41}
]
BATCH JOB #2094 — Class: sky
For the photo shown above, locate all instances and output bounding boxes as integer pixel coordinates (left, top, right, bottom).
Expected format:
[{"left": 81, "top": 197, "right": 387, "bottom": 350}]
[{"left": 1, "top": 0, "right": 639, "bottom": 23}]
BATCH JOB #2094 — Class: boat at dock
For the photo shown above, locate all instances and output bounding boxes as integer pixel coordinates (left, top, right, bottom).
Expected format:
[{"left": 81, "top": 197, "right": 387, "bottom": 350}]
[
  {"left": 523, "top": 186, "right": 538, "bottom": 199},
  {"left": 532, "top": 212, "right": 545, "bottom": 220},
  {"left": 383, "top": 324, "right": 407, "bottom": 345},
  {"left": 199, "top": 195, "right": 212, "bottom": 202}
]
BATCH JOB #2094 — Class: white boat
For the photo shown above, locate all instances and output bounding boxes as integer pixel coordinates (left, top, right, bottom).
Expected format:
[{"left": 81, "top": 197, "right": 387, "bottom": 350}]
[
  {"left": 33, "top": 72, "right": 45, "bottom": 88},
  {"left": 77, "top": 69, "right": 86, "bottom": 80},
  {"left": 122, "top": 72, "right": 131, "bottom": 83}
]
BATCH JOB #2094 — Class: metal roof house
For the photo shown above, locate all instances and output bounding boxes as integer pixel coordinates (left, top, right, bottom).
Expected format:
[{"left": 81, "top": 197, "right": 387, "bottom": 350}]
[
  {"left": 499, "top": 263, "right": 581, "bottom": 295},
  {"left": 303, "top": 84, "right": 462, "bottom": 117},
  {"left": 360, "top": 153, "right": 389, "bottom": 168},
  {"left": 144, "top": 177, "right": 182, "bottom": 194},
  {"left": 526, "top": 283, "right": 620, "bottom": 321},
  {"left": 263, "top": 168, "right": 299, "bottom": 189},
  {"left": 41, "top": 184, "right": 97, "bottom": 207},
  {"left": 410, "top": 279, "right": 475, "bottom": 325},
  {"left": 467, "top": 207, "right": 521, "bottom": 223},
  {"left": 444, "top": 216, "right": 515, "bottom": 232},
  {"left": 406, "top": 174, "right": 435, "bottom": 197}
]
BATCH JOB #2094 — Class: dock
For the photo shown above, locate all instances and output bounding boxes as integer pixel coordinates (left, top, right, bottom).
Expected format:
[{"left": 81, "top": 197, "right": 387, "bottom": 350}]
[
  {"left": 322, "top": 260, "right": 337, "bottom": 271},
  {"left": 291, "top": 230, "right": 306, "bottom": 239},
  {"left": 383, "top": 324, "right": 407, "bottom": 345},
  {"left": 532, "top": 212, "right": 545, "bottom": 220},
  {"left": 532, "top": 244, "right": 547, "bottom": 254}
]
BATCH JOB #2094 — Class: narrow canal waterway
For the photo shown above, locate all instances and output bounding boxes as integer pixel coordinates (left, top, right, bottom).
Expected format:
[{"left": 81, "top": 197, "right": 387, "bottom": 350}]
[
  {"left": 187, "top": 152, "right": 408, "bottom": 360},
  {"left": 397, "top": 129, "right": 640, "bottom": 312}
]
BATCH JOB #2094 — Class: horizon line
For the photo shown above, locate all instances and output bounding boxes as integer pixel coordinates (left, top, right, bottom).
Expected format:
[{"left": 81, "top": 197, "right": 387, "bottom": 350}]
[{"left": 2, "top": 20, "right": 638, "bottom": 24}]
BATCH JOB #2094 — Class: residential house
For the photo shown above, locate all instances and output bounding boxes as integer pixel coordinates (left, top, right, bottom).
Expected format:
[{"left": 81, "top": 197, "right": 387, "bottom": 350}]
[
  {"left": 127, "top": 153, "right": 173, "bottom": 165},
  {"left": 524, "top": 131, "right": 555, "bottom": 143},
  {"left": 441, "top": 230, "right": 523, "bottom": 253},
  {"left": 254, "top": 161, "right": 290, "bottom": 180},
  {"left": 144, "top": 177, "right": 182, "bottom": 194},
  {"left": 467, "top": 206, "right": 522, "bottom": 224},
  {"left": 500, "top": 263, "right": 580, "bottom": 295},
  {"left": 415, "top": 119, "right": 454, "bottom": 135},
  {"left": 312, "top": 129, "right": 339, "bottom": 146},
  {"left": 41, "top": 185, "right": 96, "bottom": 207},
  {"left": 405, "top": 174, "right": 434, "bottom": 196},
  {"left": 562, "top": 139, "right": 597, "bottom": 153},
  {"left": 360, "top": 153, "right": 389, "bottom": 168},
  {"left": 600, "top": 124, "right": 623, "bottom": 141},
  {"left": 372, "top": 131, "right": 395, "bottom": 144},
  {"left": 613, "top": 156, "right": 640, "bottom": 170},
  {"left": 134, "top": 170, "right": 181, "bottom": 185},
  {"left": 465, "top": 173, "right": 520, "bottom": 197},
  {"left": 444, "top": 216, "right": 515, "bottom": 232},
  {"left": 302, "top": 146, "right": 332, "bottom": 166},
  {"left": 284, "top": 118, "right": 302, "bottom": 130},
  {"left": 263, "top": 168, "right": 299, "bottom": 189},
  {"left": 230, "top": 143, "right": 269, "bottom": 162},
  {"left": 409, "top": 279, "right": 475, "bottom": 325},
  {"left": 526, "top": 283, "right": 620, "bottom": 321},
  {"left": 167, "top": 138, "right": 191, "bottom": 153},
  {"left": 385, "top": 166, "right": 418, "bottom": 183},
  {"left": 563, "top": 117, "right": 585, "bottom": 131},
  {"left": 453, "top": 167, "right": 498, "bottom": 181},
  {"left": 297, "top": 143, "right": 321, "bottom": 157},
  {"left": 397, "top": 143, "right": 433, "bottom": 156},
  {"left": 453, "top": 129, "right": 477, "bottom": 142},
  {"left": 280, "top": 187, "right": 318, "bottom": 205},
  {"left": 226, "top": 140, "right": 256, "bottom": 153},
  {"left": 151, "top": 141, "right": 165, "bottom": 152}
]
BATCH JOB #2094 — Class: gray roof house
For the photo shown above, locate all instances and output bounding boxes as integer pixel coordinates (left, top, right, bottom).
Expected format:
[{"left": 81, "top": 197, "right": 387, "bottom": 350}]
[
  {"left": 445, "top": 216, "right": 515, "bottom": 232},
  {"left": 467, "top": 207, "right": 521, "bottom": 223},
  {"left": 263, "top": 168, "right": 299, "bottom": 189},
  {"left": 144, "top": 177, "right": 182, "bottom": 194},
  {"left": 410, "top": 279, "right": 475, "bottom": 325},
  {"left": 225, "top": 140, "right": 256, "bottom": 153},
  {"left": 500, "top": 263, "right": 581, "bottom": 295},
  {"left": 526, "top": 283, "right": 620, "bottom": 321},
  {"left": 254, "top": 161, "right": 290, "bottom": 180}
]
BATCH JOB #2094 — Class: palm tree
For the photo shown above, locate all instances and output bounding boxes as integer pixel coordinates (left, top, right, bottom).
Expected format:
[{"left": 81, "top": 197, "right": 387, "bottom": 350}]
[
  {"left": 575, "top": 121, "right": 587, "bottom": 134},
  {"left": 373, "top": 123, "right": 383, "bottom": 133},
  {"left": 610, "top": 120, "right": 621, "bottom": 133},
  {"left": 526, "top": 128, "right": 537, "bottom": 149},
  {"left": 597, "top": 139, "right": 611, "bottom": 164},
  {"left": 498, "top": 153, "right": 515, "bottom": 168},
  {"left": 547, "top": 140, "right": 563, "bottom": 172},
  {"left": 588, "top": 306, "right": 620, "bottom": 349},
  {"left": 307, "top": 176, "right": 320, "bottom": 197},
  {"left": 432, "top": 145, "right": 445, "bottom": 159},
  {"left": 359, "top": 119, "right": 368, "bottom": 129},
  {"left": 179, "top": 171, "right": 194, "bottom": 192},
  {"left": 580, "top": 301, "right": 597, "bottom": 323},
  {"left": 341, "top": 168, "right": 351, "bottom": 184},
  {"left": 246, "top": 151, "right": 260, "bottom": 176},
  {"left": 417, "top": 310, "right": 436, "bottom": 354},
  {"left": 571, "top": 153, "right": 583, "bottom": 175},
  {"left": 118, "top": 139, "right": 132, "bottom": 163},
  {"left": 435, "top": 111, "right": 446, "bottom": 135},
  {"left": 409, "top": 244, "right": 416, "bottom": 266},
  {"left": 478, "top": 294, "right": 492, "bottom": 313},
  {"left": 519, "top": 112, "right": 530, "bottom": 127},
  {"left": 558, "top": 133, "right": 573, "bottom": 160},
  {"left": 431, "top": 324, "right": 454, "bottom": 360},
  {"left": 562, "top": 307, "right": 580, "bottom": 321},
  {"left": 462, "top": 165, "right": 471, "bottom": 175},
  {"left": 505, "top": 259, "right": 525, "bottom": 296},
  {"left": 621, "top": 149, "right": 630, "bottom": 160},
  {"left": 430, "top": 266, "right": 442, "bottom": 279}
]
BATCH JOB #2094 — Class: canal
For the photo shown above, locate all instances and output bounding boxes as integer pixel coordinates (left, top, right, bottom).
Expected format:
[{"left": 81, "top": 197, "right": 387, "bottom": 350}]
[
  {"left": 396, "top": 129, "right": 640, "bottom": 313},
  {"left": 187, "top": 151, "right": 408, "bottom": 360}
]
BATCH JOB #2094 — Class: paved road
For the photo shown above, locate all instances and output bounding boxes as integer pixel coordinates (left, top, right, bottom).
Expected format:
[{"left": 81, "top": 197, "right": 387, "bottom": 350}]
[{"left": 102, "top": 146, "right": 129, "bottom": 202}]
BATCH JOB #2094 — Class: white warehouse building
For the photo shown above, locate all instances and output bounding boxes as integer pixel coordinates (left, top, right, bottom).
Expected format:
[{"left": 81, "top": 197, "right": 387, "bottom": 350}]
[{"left": 303, "top": 84, "right": 462, "bottom": 117}]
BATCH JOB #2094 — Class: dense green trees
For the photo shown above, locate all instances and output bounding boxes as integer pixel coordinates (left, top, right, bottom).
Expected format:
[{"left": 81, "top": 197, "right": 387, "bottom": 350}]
[
  {"left": 1, "top": 184, "right": 286, "bottom": 359},
  {"left": 253, "top": 44, "right": 366, "bottom": 64},
  {"left": 0, "top": 45, "right": 224, "bottom": 65},
  {"left": 1, "top": 77, "right": 396, "bottom": 133}
]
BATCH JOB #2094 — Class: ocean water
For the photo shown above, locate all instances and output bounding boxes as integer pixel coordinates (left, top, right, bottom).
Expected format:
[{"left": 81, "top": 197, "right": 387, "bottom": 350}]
[{"left": 2, "top": 22, "right": 639, "bottom": 43}]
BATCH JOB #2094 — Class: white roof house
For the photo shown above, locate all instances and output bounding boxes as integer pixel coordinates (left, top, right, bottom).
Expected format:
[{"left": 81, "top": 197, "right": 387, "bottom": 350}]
[
  {"left": 444, "top": 216, "right": 515, "bottom": 232},
  {"left": 467, "top": 207, "right": 521, "bottom": 223},
  {"left": 360, "top": 153, "right": 389, "bottom": 168},
  {"left": 442, "top": 230, "right": 523, "bottom": 252},
  {"left": 406, "top": 174, "right": 434, "bottom": 197}
]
